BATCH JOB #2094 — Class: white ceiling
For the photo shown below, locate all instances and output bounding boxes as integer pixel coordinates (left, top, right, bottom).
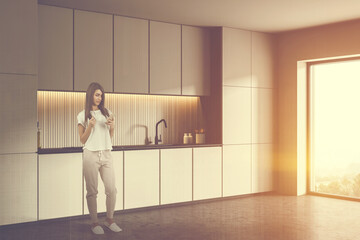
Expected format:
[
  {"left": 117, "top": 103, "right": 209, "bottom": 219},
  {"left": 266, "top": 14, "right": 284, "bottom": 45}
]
[{"left": 38, "top": 0, "right": 360, "bottom": 33}]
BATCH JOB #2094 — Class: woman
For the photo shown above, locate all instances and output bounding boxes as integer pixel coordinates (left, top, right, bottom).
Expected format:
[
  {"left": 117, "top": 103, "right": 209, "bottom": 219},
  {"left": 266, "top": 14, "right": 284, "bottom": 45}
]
[{"left": 77, "top": 82, "right": 121, "bottom": 234}]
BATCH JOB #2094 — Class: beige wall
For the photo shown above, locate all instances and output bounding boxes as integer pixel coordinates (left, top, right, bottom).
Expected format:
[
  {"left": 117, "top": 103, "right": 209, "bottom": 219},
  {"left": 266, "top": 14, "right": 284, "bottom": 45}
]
[{"left": 275, "top": 19, "right": 360, "bottom": 195}]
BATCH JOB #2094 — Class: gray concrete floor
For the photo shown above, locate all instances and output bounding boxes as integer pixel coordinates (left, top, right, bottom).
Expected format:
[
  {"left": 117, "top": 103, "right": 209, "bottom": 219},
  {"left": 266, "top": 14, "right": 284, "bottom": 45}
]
[{"left": 1, "top": 193, "right": 359, "bottom": 240}]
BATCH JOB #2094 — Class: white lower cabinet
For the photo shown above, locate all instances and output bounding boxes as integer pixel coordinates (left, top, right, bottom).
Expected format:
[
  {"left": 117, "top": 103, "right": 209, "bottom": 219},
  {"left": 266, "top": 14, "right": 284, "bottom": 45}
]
[
  {"left": 39, "top": 153, "right": 82, "bottom": 220},
  {"left": 84, "top": 151, "right": 123, "bottom": 215},
  {"left": 124, "top": 150, "right": 159, "bottom": 209},
  {"left": 223, "top": 145, "right": 252, "bottom": 197},
  {"left": 160, "top": 148, "right": 192, "bottom": 204},
  {"left": 252, "top": 144, "right": 273, "bottom": 193},
  {"left": 193, "top": 147, "right": 222, "bottom": 200},
  {"left": 0, "top": 153, "right": 37, "bottom": 226}
]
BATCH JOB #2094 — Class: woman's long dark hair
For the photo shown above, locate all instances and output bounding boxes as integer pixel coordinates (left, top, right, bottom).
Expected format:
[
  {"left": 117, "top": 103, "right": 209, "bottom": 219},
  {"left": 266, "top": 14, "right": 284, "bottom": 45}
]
[{"left": 84, "top": 82, "right": 110, "bottom": 124}]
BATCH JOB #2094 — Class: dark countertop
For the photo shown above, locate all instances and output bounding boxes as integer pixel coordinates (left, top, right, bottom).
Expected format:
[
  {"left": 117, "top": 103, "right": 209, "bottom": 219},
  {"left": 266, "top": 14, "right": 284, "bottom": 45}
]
[{"left": 37, "top": 143, "right": 222, "bottom": 154}]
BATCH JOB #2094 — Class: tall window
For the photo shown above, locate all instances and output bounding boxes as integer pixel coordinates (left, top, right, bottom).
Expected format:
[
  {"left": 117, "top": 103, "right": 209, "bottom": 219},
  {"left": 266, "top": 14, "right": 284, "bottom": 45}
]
[{"left": 310, "top": 59, "right": 360, "bottom": 198}]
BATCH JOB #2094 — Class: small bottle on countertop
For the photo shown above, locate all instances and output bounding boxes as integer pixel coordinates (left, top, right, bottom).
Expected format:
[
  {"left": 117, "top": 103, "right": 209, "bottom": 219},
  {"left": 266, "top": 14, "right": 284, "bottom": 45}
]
[
  {"left": 188, "top": 133, "right": 193, "bottom": 144},
  {"left": 183, "top": 133, "right": 189, "bottom": 144}
]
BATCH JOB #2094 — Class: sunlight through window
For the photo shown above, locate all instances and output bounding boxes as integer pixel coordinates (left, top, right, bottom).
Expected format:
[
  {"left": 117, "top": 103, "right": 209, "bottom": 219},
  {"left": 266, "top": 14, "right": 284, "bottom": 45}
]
[{"left": 310, "top": 59, "right": 360, "bottom": 198}]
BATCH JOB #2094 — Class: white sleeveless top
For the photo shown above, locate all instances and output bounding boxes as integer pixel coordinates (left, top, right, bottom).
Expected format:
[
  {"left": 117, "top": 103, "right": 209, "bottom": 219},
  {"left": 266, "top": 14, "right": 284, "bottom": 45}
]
[{"left": 77, "top": 109, "right": 113, "bottom": 151}]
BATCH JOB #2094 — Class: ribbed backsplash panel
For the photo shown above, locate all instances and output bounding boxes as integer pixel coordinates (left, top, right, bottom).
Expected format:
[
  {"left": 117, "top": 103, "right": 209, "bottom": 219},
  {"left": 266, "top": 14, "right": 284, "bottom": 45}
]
[{"left": 37, "top": 91, "right": 204, "bottom": 148}]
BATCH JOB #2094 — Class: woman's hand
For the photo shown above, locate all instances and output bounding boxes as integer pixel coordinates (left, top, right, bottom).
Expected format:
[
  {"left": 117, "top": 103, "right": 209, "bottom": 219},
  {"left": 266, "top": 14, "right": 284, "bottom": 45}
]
[
  {"left": 89, "top": 116, "right": 96, "bottom": 128},
  {"left": 106, "top": 115, "right": 115, "bottom": 129}
]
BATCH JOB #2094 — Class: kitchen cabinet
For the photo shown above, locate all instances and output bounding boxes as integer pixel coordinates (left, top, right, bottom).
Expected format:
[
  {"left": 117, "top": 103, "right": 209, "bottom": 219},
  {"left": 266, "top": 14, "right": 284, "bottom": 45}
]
[
  {"left": 39, "top": 153, "right": 82, "bottom": 220},
  {"left": 252, "top": 144, "right": 273, "bottom": 193},
  {"left": 182, "top": 26, "right": 211, "bottom": 96},
  {"left": 83, "top": 151, "right": 124, "bottom": 214},
  {"left": 0, "top": 74, "right": 37, "bottom": 154},
  {"left": 124, "top": 150, "right": 159, "bottom": 209},
  {"left": 160, "top": 148, "right": 192, "bottom": 204},
  {"left": 74, "top": 10, "right": 113, "bottom": 92},
  {"left": 251, "top": 32, "right": 275, "bottom": 88},
  {"left": 193, "top": 147, "right": 222, "bottom": 200},
  {"left": 223, "top": 86, "right": 251, "bottom": 144},
  {"left": 252, "top": 88, "right": 274, "bottom": 143},
  {"left": 150, "top": 21, "right": 181, "bottom": 95},
  {"left": 0, "top": 0, "right": 37, "bottom": 75},
  {"left": 223, "top": 145, "right": 251, "bottom": 197},
  {"left": 222, "top": 27, "right": 251, "bottom": 87},
  {"left": 0, "top": 153, "right": 37, "bottom": 226},
  {"left": 114, "top": 16, "right": 149, "bottom": 94},
  {"left": 38, "top": 5, "right": 73, "bottom": 91}
]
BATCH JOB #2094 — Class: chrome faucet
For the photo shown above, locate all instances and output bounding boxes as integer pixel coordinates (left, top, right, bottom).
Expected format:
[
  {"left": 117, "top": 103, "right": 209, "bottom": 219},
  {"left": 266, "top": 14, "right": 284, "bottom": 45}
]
[{"left": 155, "top": 119, "right": 167, "bottom": 144}]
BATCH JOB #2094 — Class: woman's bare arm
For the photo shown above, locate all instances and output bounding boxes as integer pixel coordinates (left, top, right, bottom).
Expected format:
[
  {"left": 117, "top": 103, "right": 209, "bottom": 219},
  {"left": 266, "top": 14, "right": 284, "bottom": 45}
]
[
  {"left": 78, "top": 116, "right": 96, "bottom": 144},
  {"left": 78, "top": 124, "right": 92, "bottom": 144}
]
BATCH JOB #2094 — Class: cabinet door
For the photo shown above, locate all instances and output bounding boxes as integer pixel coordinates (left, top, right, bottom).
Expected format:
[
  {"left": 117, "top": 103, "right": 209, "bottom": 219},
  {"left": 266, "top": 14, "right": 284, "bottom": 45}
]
[
  {"left": 223, "top": 145, "right": 251, "bottom": 197},
  {"left": 223, "top": 86, "right": 251, "bottom": 144},
  {"left": 0, "top": 153, "right": 37, "bottom": 226},
  {"left": 39, "top": 153, "right": 83, "bottom": 220},
  {"left": 150, "top": 21, "right": 181, "bottom": 95},
  {"left": 251, "top": 32, "right": 275, "bottom": 88},
  {"left": 114, "top": 16, "right": 149, "bottom": 94},
  {"left": 160, "top": 148, "right": 192, "bottom": 204},
  {"left": 83, "top": 151, "right": 123, "bottom": 214},
  {"left": 124, "top": 150, "right": 159, "bottom": 209},
  {"left": 38, "top": 5, "right": 73, "bottom": 91},
  {"left": 0, "top": 0, "right": 37, "bottom": 74},
  {"left": 182, "top": 26, "right": 210, "bottom": 96},
  {"left": 252, "top": 88, "right": 274, "bottom": 144},
  {"left": 252, "top": 144, "right": 273, "bottom": 193},
  {"left": 193, "top": 147, "right": 222, "bottom": 200},
  {"left": 222, "top": 27, "right": 251, "bottom": 87},
  {"left": 0, "top": 74, "right": 37, "bottom": 154},
  {"left": 74, "top": 10, "right": 113, "bottom": 92}
]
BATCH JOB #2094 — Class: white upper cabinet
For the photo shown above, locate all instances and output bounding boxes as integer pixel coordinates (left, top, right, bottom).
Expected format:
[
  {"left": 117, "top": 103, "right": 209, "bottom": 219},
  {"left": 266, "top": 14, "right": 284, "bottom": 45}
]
[
  {"left": 74, "top": 10, "right": 113, "bottom": 92},
  {"left": 222, "top": 27, "right": 251, "bottom": 87},
  {"left": 114, "top": 16, "right": 149, "bottom": 94},
  {"left": 37, "top": 6, "right": 211, "bottom": 95},
  {"left": 0, "top": 0, "right": 37, "bottom": 75},
  {"left": 38, "top": 5, "right": 73, "bottom": 91},
  {"left": 251, "top": 32, "right": 275, "bottom": 88},
  {"left": 182, "top": 26, "right": 211, "bottom": 96},
  {"left": 150, "top": 21, "right": 181, "bottom": 95}
]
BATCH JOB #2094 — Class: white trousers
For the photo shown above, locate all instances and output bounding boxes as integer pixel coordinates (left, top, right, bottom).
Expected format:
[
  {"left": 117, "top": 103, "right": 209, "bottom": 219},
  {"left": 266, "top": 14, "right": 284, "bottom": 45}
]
[{"left": 83, "top": 148, "right": 117, "bottom": 223}]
